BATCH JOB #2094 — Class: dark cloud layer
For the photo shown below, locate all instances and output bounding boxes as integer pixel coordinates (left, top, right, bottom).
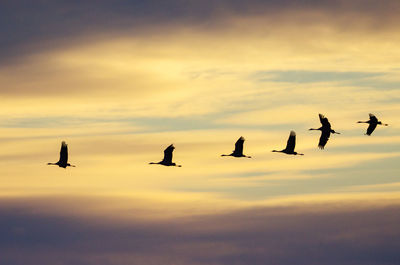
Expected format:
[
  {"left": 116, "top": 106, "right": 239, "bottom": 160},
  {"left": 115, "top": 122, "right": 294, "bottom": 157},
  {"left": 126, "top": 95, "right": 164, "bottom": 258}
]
[
  {"left": 1, "top": 197, "right": 400, "bottom": 265},
  {"left": 1, "top": 0, "right": 400, "bottom": 63}
]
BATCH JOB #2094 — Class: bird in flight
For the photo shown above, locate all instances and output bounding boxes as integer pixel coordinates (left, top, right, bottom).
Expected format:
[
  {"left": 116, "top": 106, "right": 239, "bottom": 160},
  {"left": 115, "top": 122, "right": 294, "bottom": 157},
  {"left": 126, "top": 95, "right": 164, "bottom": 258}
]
[
  {"left": 272, "top": 130, "right": 304, "bottom": 155},
  {"left": 221, "top": 136, "right": 252, "bottom": 158},
  {"left": 357, "top": 113, "right": 388, "bottom": 135},
  {"left": 149, "top": 144, "right": 182, "bottom": 167},
  {"left": 309, "top": 114, "right": 340, "bottom": 149},
  {"left": 47, "top": 141, "right": 75, "bottom": 168}
]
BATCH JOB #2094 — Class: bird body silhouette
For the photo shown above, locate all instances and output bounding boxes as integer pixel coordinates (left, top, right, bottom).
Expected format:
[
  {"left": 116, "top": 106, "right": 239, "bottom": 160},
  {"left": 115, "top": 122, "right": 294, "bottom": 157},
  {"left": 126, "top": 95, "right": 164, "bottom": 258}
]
[
  {"left": 272, "top": 131, "right": 304, "bottom": 155},
  {"left": 47, "top": 141, "right": 75, "bottom": 168},
  {"left": 149, "top": 144, "right": 181, "bottom": 167},
  {"left": 357, "top": 113, "right": 388, "bottom": 135},
  {"left": 309, "top": 114, "right": 340, "bottom": 149},
  {"left": 221, "top": 136, "right": 251, "bottom": 158}
]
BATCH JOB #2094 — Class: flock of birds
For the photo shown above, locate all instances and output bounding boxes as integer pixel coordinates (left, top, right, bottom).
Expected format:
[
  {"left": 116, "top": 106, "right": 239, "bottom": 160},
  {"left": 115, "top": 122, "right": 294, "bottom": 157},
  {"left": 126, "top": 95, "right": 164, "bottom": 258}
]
[{"left": 48, "top": 113, "right": 388, "bottom": 168}]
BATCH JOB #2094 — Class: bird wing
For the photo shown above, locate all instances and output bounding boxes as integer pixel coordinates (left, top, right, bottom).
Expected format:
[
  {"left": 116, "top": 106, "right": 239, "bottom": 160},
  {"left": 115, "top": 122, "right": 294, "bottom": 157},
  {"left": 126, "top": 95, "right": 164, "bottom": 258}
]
[
  {"left": 162, "top": 144, "right": 174, "bottom": 164},
  {"left": 59, "top": 141, "right": 68, "bottom": 164},
  {"left": 318, "top": 130, "right": 330, "bottom": 149},
  {"left": 366, "top": 122, "right": 377, "bottom": 135},
  {"left": 369, "top": 113, "right": 378, "bottom": 123},
  {"left": 234, "top": 137, "right": 244, "bottom": 156},
  {"left": 319, "top": 113, "right": 330, "bottom": 128},
  {"left": 285, "top": 131, "right": 296, "bottom": 152}
]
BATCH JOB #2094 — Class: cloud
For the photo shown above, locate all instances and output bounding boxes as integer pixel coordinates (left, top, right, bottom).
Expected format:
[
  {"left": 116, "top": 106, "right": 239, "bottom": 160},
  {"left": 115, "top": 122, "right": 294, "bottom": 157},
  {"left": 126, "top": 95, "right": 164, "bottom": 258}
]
[
  {"left": 1, "top": 0, "right": 400, "bottom": 64},
  {"left": 1, "top": 196, "right": 400, "bottom": 265},
  {"left": 0, "top": 2, "right": 399, "bottom": 245},
  {"left": 1, "top": 0, "right": 400, "bottom": 125}
]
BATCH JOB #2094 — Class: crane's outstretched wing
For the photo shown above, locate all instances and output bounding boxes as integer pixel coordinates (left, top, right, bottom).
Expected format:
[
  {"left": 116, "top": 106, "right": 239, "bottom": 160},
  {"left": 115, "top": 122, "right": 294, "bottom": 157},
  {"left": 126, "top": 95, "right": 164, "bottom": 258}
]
[
  {"left": 366, "top": 123, "right": 377, "bottom": 135},
  {"left": 318, "top": 130, "right": 330, "bottom": 149},
  {"left": 233, "top": 137, "right": 244, "bottom": 156},
  {"left": 319, "top": 113, "right": 331, "bottom": 128},
  {"left": 369, "top": 113, "right": 378, "bottom": 123},
  {"left": 59, "top": 141, "right": 68, "bottom": 164},
  {"left": 285, "top": 131, "right": 296, "bottom": 152},
  {"left": 162, "top": 144, "right": 174, "bottom": 164}
]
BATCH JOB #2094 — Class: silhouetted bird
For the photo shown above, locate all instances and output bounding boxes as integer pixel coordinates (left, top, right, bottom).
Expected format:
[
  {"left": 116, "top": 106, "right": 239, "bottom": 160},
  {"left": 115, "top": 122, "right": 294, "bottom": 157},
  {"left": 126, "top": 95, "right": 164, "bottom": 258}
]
[
  {"left": 221, "top": 136, "right": 252, "bottom": 158},
  {"left": 357, "top": 113, "right": 388, "bottom": 136},
  {"left": 149, "top": 144, "right": 181, "bottom": 167},
  {"left": 309, "top": 114, "right": 340, "bottom": 149},
  {"left": 272, "top": 131, "right": 304, "bottom": 155},
  {"left": 47, "top": 141, "right": 75, "bottom": 168}
]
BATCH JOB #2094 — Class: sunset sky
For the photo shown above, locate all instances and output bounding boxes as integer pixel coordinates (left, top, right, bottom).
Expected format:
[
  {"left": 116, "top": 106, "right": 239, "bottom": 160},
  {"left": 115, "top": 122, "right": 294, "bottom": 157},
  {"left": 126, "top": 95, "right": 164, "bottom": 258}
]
[{"left": 1, "top": 1, "right": 400, "bottom": 264}]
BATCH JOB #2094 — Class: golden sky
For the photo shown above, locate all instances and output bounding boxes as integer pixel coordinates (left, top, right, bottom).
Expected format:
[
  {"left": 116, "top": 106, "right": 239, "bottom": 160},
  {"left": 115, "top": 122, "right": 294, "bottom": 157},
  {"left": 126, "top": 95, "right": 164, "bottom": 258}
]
[{"left": 1, "top": 1, "right": 400, "bottom": 264}]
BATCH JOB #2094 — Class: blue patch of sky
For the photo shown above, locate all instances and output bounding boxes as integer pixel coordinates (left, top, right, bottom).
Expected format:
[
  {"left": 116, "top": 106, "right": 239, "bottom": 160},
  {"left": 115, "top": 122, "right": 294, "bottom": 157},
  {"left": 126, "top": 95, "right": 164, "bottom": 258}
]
[
  {"left": 330, "top": 143, "right": 400, "bottom": 154},
  {"left": 253, "top": 70, "right": 381, "bottom": 83},
  {"left": 252, "top": 70, "right": 400, "bottom": 90},
  {"left": 130, "top": 117, "right": 306, "bottom": 133}
]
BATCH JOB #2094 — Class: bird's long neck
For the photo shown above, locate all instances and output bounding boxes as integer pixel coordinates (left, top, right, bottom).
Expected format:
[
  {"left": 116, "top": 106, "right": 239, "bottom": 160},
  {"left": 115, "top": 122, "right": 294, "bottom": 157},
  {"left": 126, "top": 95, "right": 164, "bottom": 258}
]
[
  {"left": 149, "top": 162, "right": 159, "bottom": 164},
  {"left": 331, "top": 130, "right": 340, "bottom": 134},
  {"left": 378, "top": 122, "right": 389, "bottom": 126},
  {"left": 47, "top": 162, "right": 57, "bottom": 165},
  {"left": 309, "top": 128, "right": 321, "bottom": 131},
  {"left": 272, "top": 150, "right": 281, "bottom": 153},
  {"left": 221, "top": 154, "right": 231, "bottom": 157},
  {"left": 357, "top": 121, "right": 369, "bottom": 123}
]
